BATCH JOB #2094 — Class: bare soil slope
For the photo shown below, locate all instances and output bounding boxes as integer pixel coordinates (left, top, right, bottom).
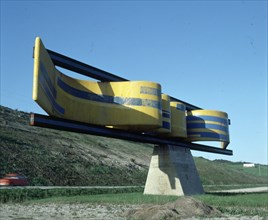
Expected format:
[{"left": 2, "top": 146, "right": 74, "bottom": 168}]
[{"left": 125, "top": 197, "right": 221, "bottom": 219}]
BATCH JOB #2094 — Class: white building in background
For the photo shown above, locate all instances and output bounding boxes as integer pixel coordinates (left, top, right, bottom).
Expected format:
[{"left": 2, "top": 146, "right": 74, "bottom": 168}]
[{"left": 243, "top": 163, "right": 255, "bottom": 168}]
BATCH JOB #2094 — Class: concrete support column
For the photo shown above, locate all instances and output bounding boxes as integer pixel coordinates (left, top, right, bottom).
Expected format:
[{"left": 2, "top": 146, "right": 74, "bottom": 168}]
[{"left": 144, "top": 145, "right": 204, "bottom": 196}]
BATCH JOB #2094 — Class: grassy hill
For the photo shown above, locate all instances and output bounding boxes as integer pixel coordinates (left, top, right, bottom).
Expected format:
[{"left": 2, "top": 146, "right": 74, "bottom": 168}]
[
  {"left": 0, "top": 105, "right": 267, "bottom": 186},
  {"left": 195, "top": 158, "right": 267, "bottom": 186}
]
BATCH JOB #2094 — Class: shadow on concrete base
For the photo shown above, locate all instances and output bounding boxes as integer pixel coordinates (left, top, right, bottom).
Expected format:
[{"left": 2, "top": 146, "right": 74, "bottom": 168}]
[{"left": 144, "top": 144, "right": 204, "bottom": 196}]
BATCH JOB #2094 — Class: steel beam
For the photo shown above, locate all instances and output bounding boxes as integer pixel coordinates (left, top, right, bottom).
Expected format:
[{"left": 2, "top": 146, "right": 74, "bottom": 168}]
[
  {"left": 47, "top": 49, "right": 127, "bottom": 82},
  {"left": 30, "top": 114, "right": 233, "bottom": 156}
]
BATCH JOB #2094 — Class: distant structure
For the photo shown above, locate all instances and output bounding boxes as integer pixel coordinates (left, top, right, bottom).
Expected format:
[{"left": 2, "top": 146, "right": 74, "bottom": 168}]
[{"left": 243, "top": 163, "right": 255, "bottom": 168}]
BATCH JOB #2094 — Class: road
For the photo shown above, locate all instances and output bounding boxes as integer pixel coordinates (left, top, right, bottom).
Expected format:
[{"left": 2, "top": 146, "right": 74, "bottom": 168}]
[
  {"left": 1, "top": 185, "right": 267, "bottom": 193},
  {"left": 211, "top": 186, "right": 268, "bottom": 193},
  {"left": 0, "top": 185, "right": 143, "bottom": 190}
]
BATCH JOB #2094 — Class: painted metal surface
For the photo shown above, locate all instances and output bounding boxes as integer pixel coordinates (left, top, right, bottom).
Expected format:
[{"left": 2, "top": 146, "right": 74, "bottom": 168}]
[
  {"left": 32, "top": 37, "right": 232, "bottom": 152},
  {"left": 166, "top": 102, "right": 187, "bottom": 138},
  {"left": 186, "top": 110, "right": 230, "bottom": 149},
  {"left": 33, "top": 37, "right": 162, "bottom": 131},
  {"left": 156, "top": 94, "right": 171, "bottom": 134},
  {"left": 46, "top": 49, "right": 201, "bottom": 111}
]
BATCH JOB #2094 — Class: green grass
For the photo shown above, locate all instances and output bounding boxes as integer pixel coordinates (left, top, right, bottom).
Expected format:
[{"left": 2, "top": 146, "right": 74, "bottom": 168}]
[
  {"left": 1, "top": 106, "right": 268, "bottom": 187},
  {"left": 30, "top": 192, "right": 178, "bottom": 205},
  {"left": 0, "top": 187, "right": 144, "bottom": 203},
  {"left": 2, "top": 186, "right": 268, "bottom": 217},
  {"left": 0, "top": 106, "right": 153, "bottom": 186},
  {"left": 197, "top": 193, "right": 268, "bottom": 207},
  {"left": 196, "top": 192, "right": 268, "bottom": 216},
  {"left": 194, "top": 157, "right": 268, "bottom": 185},
  {"left": 229, "top": 164, "right": 268, "bottom": 178}
]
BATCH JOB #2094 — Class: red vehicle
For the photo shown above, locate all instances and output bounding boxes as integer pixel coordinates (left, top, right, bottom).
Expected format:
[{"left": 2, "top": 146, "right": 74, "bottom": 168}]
[{"left": 0, "top": 174, "right": 28, "bottom": 186}]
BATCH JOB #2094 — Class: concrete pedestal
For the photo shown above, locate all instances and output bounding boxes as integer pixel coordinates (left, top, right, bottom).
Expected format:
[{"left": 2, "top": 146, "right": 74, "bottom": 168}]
[{"left": 144, "top": 145, "right": 204, "bottom": 196}]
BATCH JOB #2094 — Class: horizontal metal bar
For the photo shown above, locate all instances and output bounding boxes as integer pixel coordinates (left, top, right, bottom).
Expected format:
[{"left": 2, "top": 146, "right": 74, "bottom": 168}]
[
  {"left": 47, "top": 49, "right": 202, "bottom": 111},
  {"left": 30, "top": 114, "right": 233, "bottom": 156},
  {"left": 47, "top": 49, "right": 127, "bottom": 82},
  {"left": 169, "top": 96, "right": 201, "bottom": 111}
]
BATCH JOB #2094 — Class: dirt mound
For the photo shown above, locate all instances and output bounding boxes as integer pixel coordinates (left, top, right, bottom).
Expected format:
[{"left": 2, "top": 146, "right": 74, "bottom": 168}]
[{"left": 125, "top": 197, "right": 221, "bottom": 219}]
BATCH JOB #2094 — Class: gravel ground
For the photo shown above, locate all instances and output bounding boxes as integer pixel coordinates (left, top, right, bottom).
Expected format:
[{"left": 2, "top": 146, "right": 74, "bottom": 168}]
[
  {"left": 1, "top": 203, "right": 266, "bottom": 220},
  {"left": 0, "top": 203, "right": 139, "bottom": 220}
]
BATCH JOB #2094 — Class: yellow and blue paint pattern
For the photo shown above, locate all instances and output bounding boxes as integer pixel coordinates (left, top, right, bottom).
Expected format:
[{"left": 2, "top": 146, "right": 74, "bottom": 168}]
[
  {"left": 166, "top": 102, "right": 187, "bottom": 138},
  {"left": 156, "top": 94, "right": 171, "bottom": 134},
  {"left": 186, "top": 110, "right": 230, "bottom": 149},
  {"left": 33, "top": 37, "right": 162, "bottom": 131},
  {"left": 32, "top": 37, "right": 231, "bottom": 147}
]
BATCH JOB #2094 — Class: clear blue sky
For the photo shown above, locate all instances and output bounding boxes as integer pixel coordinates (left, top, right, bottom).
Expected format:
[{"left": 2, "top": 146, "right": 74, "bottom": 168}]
[{"left": 1, "top": 1, "right": 267, "bottom": 164}]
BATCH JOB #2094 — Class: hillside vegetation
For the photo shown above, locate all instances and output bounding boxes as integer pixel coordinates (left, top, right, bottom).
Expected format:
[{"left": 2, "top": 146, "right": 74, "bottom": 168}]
[{"left": 0, "top": 105, "right": 267, "bottom": 186}]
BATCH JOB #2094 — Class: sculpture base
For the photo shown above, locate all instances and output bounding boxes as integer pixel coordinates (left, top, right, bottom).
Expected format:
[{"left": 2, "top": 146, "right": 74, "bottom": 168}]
[{"left": 144, "top": 145, "right": 204, "bottom": 196}]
